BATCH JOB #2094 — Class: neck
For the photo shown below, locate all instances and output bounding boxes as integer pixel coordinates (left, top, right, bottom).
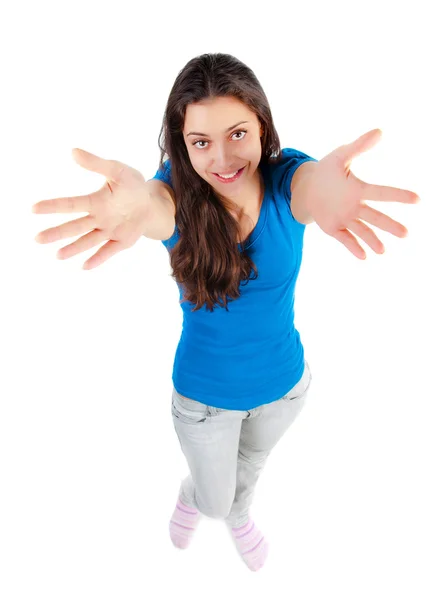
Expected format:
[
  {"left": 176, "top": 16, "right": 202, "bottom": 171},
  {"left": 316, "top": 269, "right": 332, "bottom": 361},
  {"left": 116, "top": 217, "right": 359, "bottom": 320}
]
[{"left": 226, "top": 168, "right": 264, "bottom": 214}]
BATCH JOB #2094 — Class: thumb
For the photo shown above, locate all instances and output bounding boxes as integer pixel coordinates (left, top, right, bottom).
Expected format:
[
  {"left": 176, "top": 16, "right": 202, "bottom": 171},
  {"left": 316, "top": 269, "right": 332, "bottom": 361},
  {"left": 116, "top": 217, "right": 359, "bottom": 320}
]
[
  {"left": 71, "top": 148, "right": 124, "bottom": 184},
  {"left": 341, "top": 128, "right": 383, "bottom": 164}
]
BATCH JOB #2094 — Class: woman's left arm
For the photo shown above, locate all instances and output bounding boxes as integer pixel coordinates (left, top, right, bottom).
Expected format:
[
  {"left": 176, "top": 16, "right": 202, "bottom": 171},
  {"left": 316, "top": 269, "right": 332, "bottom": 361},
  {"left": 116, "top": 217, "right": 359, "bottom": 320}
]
[{"left": 290, "top": 128, "right": 421, "bottom": 259}]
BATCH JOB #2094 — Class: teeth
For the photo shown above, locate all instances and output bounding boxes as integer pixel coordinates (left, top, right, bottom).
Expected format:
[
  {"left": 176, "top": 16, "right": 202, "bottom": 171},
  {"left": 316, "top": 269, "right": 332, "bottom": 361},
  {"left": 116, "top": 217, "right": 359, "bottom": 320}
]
[{"left": 217, "top": 169, "right": 239, "bottom": 179}]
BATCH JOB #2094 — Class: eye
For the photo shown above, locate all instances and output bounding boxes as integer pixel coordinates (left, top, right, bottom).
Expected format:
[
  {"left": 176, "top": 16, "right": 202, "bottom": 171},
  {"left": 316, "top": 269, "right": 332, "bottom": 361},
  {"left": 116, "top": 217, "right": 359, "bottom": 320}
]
[
  {"left": 192, "top": 129, "right": 247, "bottom": 149},
  {"left": 193, "top": 140, "right": 208, "bottom": 149},
  {"left": 232, "top": 129, "right": 247, "bottom": 141}
]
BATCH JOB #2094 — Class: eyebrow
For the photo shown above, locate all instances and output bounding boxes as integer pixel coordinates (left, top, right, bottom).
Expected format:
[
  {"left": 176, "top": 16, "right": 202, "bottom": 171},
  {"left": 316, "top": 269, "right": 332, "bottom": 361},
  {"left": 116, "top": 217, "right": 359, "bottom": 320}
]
[{"left": 186, "top": 120, "right": 250, "bottom": 137}]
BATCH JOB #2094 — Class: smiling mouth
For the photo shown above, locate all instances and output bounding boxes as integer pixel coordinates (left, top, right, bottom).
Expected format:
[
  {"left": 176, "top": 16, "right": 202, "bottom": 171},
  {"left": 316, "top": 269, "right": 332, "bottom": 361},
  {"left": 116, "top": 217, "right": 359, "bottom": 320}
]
[{"left": 212, "top": 166, "right": 246, "bottom": 182}]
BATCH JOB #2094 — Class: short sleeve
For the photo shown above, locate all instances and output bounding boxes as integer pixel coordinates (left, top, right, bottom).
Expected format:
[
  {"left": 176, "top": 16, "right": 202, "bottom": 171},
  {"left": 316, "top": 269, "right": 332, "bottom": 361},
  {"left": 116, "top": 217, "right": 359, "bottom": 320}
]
[
  {"left": 271, "top": 148, "right": 318, "bottom": 207},
  {"left": 152, "top": 158, "right": 173, "bottom": 187}
]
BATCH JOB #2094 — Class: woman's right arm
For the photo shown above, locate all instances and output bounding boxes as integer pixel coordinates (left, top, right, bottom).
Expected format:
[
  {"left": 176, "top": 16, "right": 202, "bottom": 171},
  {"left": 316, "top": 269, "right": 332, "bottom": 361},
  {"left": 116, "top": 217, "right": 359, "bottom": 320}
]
[
  {"left": 143, "top": 179, "right": 176, "bottom": 241},
  {"left": 32, "top": 148, "right": 178, "bottom": 270}
]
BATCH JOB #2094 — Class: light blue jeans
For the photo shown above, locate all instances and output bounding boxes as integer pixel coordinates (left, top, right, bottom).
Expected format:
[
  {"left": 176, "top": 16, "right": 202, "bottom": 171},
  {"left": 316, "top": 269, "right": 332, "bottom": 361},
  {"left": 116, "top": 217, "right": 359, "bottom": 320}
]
[{"left": 171, "top": 359, "right": 312, "bottom": 528}]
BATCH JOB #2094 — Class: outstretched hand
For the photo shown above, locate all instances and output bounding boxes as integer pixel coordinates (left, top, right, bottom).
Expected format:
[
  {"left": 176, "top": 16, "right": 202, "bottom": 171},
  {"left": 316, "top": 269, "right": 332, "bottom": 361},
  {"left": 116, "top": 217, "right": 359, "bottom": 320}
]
[
  {"left": 302, "top": 129, "right": 420, "bottom": 259},
  {"left": 32, "top": 149, "right": 152, "bottom": 270}
]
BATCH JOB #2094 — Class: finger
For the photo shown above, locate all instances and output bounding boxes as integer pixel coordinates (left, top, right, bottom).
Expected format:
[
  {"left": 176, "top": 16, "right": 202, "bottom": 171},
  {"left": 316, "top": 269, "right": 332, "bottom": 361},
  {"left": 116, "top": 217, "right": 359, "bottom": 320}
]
[
  {"left": 338, "top": 128, "right": 383, "bottom": 166},
  {"left": 72, "top": 148, "right": 126, "bottom": 185},
  {"left": 358, "top": 204, "right": 408, "bottom": 237},
  {"left": 32, "top": 192, "right": 95, "bottom": 215},
  {"left": 331, "top": 229, "right": 367, "bottom": 260},
  {"left": 56, "top": 229, "right": 108, "bottom": 260},
  {"left": 35, "top": 215, "right": 96, "bottom": 244},
  {"left": 82, "top": 239, "right": 125, "bottom": 270},
  {"left": 360, "top": 180, "right": 420, "bottom": 205},
  {"left": 347, "top": 219, "right": 385, "bottom": 254}
]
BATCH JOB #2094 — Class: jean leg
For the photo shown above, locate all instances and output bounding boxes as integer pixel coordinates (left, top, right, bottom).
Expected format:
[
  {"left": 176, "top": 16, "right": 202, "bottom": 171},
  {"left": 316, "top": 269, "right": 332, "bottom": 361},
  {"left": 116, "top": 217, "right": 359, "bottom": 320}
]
[
  {"left": 225, "top": 361, "right": 312, "bottom": 527},
  {"left": 171, "top": 388, "right": 245, "bottom": 519}
]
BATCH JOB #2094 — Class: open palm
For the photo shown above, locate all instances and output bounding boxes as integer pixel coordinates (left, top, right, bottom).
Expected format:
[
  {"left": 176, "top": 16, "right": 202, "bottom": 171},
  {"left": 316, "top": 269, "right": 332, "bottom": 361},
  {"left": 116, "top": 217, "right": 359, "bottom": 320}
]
[
  {"left": 32, "top": 149, "right": 151, "bottom": 269},
  {"left": 303, "top": 129, "right": 421, "bottom": 259}
]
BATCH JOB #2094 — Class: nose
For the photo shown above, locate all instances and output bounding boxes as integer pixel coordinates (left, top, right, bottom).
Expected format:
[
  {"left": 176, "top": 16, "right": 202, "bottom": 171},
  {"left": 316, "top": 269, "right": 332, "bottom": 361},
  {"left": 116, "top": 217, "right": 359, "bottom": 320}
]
[{"left": 211, "top": 145, "right": 235, "bottom": 173}]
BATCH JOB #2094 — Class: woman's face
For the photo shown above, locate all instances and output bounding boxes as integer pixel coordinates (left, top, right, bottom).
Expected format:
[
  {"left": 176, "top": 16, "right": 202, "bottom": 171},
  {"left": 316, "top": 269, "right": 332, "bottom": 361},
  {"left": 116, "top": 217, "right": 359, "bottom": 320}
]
[{"left": 182, "top": 96, "right": 263, "bottom": 197}]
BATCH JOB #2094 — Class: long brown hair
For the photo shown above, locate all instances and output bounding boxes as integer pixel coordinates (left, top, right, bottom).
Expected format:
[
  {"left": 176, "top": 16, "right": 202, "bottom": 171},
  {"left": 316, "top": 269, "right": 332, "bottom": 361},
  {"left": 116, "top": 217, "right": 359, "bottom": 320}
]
[{"left": 157, "top": 53, "right": 282, "bottom": 312}]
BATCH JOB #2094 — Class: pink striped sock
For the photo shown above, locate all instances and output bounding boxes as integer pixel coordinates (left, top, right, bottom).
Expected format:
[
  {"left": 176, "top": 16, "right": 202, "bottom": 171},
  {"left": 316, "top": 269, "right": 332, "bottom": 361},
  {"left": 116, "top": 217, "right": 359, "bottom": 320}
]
[
  {"left": 169, "top": 498, "right": 201, "bottom": 549},
  {"left": 230, "top": 516, "right": 269, "bottom": 571}
]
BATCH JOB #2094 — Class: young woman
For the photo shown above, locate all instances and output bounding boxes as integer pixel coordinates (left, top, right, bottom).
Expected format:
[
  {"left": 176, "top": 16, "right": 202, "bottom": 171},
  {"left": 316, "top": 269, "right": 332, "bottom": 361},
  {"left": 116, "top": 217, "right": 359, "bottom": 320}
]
[{"left": 32, "top": 52, "right": 420, "bottom": 572}]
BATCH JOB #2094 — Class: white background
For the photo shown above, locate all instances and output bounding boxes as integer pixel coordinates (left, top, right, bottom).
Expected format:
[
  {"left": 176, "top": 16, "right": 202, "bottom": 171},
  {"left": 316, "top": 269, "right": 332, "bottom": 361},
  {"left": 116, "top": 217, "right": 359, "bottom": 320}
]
[{"left": 1, "top": 0, "right": 444, "bottom": 598}]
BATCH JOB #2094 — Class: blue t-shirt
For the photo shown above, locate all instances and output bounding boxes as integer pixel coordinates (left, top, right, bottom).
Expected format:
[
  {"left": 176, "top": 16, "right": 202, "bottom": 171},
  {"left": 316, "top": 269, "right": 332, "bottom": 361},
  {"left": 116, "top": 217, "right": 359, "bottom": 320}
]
[{"left": 153, "top": 148, "right": 318, "bottom": 411}]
